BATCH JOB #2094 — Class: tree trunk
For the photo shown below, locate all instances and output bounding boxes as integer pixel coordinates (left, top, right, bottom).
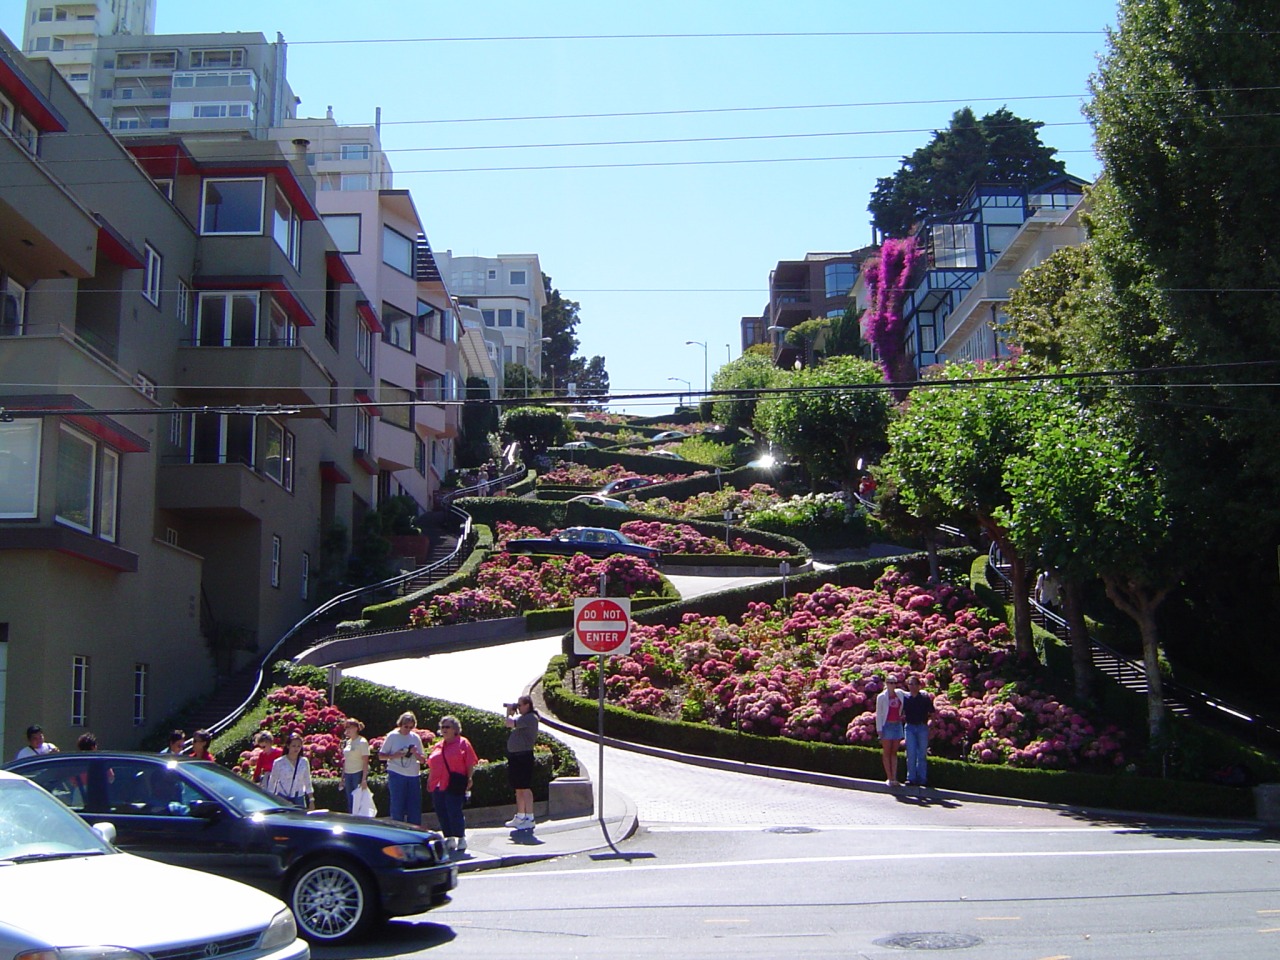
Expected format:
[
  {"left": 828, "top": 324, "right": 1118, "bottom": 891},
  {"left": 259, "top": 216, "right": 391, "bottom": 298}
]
[
  {"left": 1061, "top": 578, "right": 1093, "bottom": 703},
  {"left": 924, "top": 536, "right": 940, "bottom": 586},
  {"left": 1007, "top": 551, "right": 1035, "bottom": 661},
  {"left": 1103, "top": 576, "right": 1173, "bottom": 744}
]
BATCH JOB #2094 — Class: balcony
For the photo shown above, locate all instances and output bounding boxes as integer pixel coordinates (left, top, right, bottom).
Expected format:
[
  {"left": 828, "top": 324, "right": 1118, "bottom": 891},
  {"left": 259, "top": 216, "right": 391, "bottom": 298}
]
[
  {"left": 157, "top": 460, "right": 277, "bottom": 519},
  {"left": 176, "top": 343, "right": 331, "bottom": 417}
]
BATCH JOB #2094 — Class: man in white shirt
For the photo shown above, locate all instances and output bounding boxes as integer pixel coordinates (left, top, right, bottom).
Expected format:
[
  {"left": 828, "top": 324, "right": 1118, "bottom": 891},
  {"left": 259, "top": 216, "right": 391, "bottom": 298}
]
[{"left": 14, "top": 725, "right": 58, "bottom": 761}]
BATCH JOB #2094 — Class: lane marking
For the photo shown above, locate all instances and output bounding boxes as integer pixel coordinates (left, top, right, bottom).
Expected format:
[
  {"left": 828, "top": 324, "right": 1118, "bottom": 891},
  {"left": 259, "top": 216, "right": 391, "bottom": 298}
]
[
  {"left": 703, "top": 918, "right": 750, "bottom": 924},
  {"left": 1260, "top": 928, "right": 1280, "bottom": 933},
  {"left": 1035, "top": 955, "right": 1071, "bottom": 959},
  {"left": 466, "top": 845, "right": 1277, "bottom": 879},
  {"left": 976, "top": 916, "right": 1022, "bottom": 921},
  {"left": 642, "top": 824, "right": 1259, "bottom": 837},
  {"left": 1259, "top": 909, "right": 1280, "bottom": 914}
]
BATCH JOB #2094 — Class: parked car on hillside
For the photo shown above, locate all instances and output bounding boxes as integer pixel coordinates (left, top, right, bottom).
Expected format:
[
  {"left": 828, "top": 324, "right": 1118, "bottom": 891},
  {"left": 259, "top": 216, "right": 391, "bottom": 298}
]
[
  {"left": 4, "top": 752, "right": 456, "bottom": 943},
  {"left": 505, "top": 526, "right": 662, "bottom": 563},
  {"left": 599, "top": 476, "right": 656, "bottom": 497},
  {"left": 562, "top": 440, "right": 595, "bottom": 449},
  {"left": 567, "top": 494, "right": 627, "bottom": 509},
  {"left": 0, "top": 769, "right": 309, "bottom": 960},
  {"left": 649, "top": 450, "right": 684, "bottom": 460},
  {"left": 651, "top": 430, "right": 687, "bottom": 441}
]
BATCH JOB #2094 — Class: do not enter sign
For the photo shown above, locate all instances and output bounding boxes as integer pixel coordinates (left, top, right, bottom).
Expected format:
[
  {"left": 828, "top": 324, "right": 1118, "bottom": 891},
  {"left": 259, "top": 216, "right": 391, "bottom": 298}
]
[{"left": 573, "top": 597, "right": 632, "bottom": 655}]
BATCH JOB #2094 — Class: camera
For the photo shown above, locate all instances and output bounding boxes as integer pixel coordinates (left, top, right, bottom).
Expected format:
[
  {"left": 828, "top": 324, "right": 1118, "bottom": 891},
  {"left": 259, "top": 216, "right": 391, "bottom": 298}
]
[{"left": 504, "top": 702, "right": 517, "bottom": 711}]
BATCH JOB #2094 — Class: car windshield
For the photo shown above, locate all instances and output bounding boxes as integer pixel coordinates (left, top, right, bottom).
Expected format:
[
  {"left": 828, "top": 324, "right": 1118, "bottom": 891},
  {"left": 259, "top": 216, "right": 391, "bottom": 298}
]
[
  {"left": 179, "top": 760, "right": 294, "bottom": 814},
  {"left": 0, "top": 778, "right": 114, "bottom": 863}
]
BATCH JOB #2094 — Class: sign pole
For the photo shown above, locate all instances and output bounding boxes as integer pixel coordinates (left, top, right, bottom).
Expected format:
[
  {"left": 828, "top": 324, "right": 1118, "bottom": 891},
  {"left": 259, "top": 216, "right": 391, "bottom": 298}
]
[{"left": 597, "top": 570, "right": 606, "bottom": 837}]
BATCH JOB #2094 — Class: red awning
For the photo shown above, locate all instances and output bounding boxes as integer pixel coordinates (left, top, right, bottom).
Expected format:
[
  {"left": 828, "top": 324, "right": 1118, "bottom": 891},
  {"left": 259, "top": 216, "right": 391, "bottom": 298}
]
[
  {"left": 94, "top": 214, "right": 145, "bottom": 269},
  {"left": 319, "top": 460, "right": 351, "bottom": 484},
  {"left": 0, "top": 49, "right": 68, "bottom": 132},
  {"left": 1, "top": 396, "right": 149, "bottom": 453},
  {"left": 192, "top": 275, "right": 316, "bottom": 327},
  {"left": 325, "top": 250, "right": 356, "bottom": 284},
  {"left": 199, "top": 161, "right": 320, "bottom": 222},
  {"left": 354, "top": 390, "right": 381, "bottom": 417},
  {"left": 356, "top": 300, "right": 383, "bottom": 333}
]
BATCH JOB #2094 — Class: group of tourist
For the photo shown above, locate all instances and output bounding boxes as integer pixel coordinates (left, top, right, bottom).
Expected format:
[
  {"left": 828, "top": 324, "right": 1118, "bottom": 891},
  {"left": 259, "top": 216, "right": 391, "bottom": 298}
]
[{"left": 875, "top": 675, "right": 935, "bottom": 788}]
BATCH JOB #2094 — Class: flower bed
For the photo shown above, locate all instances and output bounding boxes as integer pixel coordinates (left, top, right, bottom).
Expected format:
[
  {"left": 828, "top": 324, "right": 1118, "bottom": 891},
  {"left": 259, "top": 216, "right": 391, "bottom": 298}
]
[
  {"left": 628, "top": 483, "right": 785, "bottom": 520},
  {"left": 569, "top": 568, "right": 1124, "bottom": 770},
  {"left": 619, "top": 520, "right": 786, "bottom": 557},
  {"left": 536, "top": 462, "right": 705, "bottom": 488},
  {"left": 408, "top": 550, "right": 665, "bottom": 627}
]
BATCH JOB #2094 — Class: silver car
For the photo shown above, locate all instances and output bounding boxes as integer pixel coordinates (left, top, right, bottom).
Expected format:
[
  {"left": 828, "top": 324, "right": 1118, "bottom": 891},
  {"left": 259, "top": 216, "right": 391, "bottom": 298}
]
[{"left": 0, "top": 770, "right": 308, "bottom": 960}]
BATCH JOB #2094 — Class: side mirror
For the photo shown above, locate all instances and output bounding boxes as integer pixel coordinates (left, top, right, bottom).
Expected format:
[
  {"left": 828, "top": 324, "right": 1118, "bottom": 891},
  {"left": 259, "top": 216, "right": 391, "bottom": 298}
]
[
  {"left": 188, "top": 799, "right": 221, "bottom": 821},
  {"left": 91, "top": 822, "right": 117, "bottom": 844}
]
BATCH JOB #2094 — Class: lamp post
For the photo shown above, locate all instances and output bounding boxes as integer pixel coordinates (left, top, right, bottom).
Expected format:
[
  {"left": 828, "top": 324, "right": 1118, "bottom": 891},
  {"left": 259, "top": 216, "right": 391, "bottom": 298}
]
[
  {"left": 539, "top": 336, "right": 552, "bottom": 395},
  {"left": 685, "top": 340, "right": 707, "bottom": 396},
  {"left": 725, "top": 343, "right": 731, "bottom": 364},
  {"left": 667, "top": 376, "right": 691, "bottom": 410}
]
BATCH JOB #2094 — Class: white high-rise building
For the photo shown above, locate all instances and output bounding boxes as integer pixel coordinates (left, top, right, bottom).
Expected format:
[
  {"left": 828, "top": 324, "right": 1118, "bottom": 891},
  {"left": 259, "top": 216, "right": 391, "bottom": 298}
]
[{"left": 21, "top": 1, "right": 157, "bottom": 101}]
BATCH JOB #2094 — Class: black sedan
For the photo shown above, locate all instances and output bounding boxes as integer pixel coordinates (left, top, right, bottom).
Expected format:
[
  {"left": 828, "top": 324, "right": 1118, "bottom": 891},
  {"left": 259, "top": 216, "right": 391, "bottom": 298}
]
[
  {"left": 505, "top": 525, "right": 662, "bottom": 563},
  {"left": 5, "top": 752, "right": 456, "bottom": 943}
]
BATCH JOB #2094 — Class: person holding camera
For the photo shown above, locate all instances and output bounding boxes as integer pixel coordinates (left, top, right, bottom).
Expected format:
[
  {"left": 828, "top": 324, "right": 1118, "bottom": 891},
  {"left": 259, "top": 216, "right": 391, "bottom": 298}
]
[
  {"left": 503, "top": 696, "right": 539, "bottom": 830},
  {"left": 379, "top": 711, "right": 426, "bottom": 825},
  {"left": 427, "top": 715, "right": 478, "bottom": 855}
]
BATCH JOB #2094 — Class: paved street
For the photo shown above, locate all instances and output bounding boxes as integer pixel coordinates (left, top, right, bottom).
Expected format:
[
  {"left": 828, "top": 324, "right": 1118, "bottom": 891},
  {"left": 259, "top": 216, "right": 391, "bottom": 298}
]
[{"left": 337, "top": 573, "right": 1280, "bottom": 959}]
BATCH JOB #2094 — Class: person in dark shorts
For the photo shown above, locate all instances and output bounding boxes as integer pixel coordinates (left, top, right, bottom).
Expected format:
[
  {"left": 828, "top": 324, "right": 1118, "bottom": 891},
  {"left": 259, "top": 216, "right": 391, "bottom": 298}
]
[{"left": 503, "top": 696, "right": 539, "bottom": 830}]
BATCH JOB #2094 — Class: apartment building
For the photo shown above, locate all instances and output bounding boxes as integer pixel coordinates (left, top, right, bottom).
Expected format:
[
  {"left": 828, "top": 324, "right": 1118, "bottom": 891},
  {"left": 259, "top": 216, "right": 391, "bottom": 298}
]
[
  {"left": 20, "top": 0, "right": 156, "bottom": 102},
  {"left": 275, "top": 115, "right": 461, "bottom": 511},
  {"left": 761, "top": 251, "right": 869, "bottom": 368},
  {"left": 434, "top": 251, "right": 547, "bottom": 388},
  {"left": 891, "top": 176, "right": 1088, "bottom": 374},
  {"left": 0, "top": 33, "right": 372, "bottom": 757}
]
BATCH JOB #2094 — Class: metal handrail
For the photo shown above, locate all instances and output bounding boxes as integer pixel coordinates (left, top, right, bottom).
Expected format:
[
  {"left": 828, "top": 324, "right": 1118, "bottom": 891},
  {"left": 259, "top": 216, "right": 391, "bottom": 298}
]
[
  {"left": 204, "top": 464, "right": 527, "bottom": 735},
  {"left": 985, "top": 544, "right": 1280, "bottom": 749}
]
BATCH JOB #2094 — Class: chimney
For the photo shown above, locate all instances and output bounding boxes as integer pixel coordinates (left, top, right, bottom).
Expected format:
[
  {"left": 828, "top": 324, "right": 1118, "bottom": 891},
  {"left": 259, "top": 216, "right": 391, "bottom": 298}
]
[{"left": 326, "top": 105, "right": 334, "bottom": 121}]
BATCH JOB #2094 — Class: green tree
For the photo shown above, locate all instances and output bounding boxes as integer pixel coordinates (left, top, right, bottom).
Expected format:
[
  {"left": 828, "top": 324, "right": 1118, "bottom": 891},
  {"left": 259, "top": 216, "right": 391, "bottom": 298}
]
[
  {"left": 541, "top": 274, "right": 581, "bottom": 392},
  {"left": 1003, "top": 244, "right": 1103, "bottom": 370},
  {"left": 499, "top": 406, "right": 568, "bottom": 462},
  {"left": 564, "top": 355, "right": 610, "bottom": 398},
  {"left": 710, "top": 352, "right": 783, "bottom": 430},
  {"left": 502, "top": 362, "right": 538, "bottom": 400},
  {"left": 457, "top": 375, "right": 499, "bottom": 468},
  {"left": 869, "top": 107, "right": 1067, "bottom": 238},
  {"left": 752, "top": 356, "right": 891, "bottom": 501},
  {"left": 880, "top": 361, "right": 1046, "bottom": 659}
]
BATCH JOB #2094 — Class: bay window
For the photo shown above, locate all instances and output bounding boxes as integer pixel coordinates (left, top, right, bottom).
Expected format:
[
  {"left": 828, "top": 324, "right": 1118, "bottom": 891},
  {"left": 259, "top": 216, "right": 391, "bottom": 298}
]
[
  {"left": 0, "top": 420, "right": 40, "bottom": 519},
  {"left": 196, "top": 291, "right": 259, "bottom": 346},
  {"left": 201, "top": 177, "right": 264, "bottom": 235},
  {"left": 271, "top": 186, "right": 301, "bottom": 268},
  {"left": 55, "top": 425, "right": 96, "bottom": 534}
]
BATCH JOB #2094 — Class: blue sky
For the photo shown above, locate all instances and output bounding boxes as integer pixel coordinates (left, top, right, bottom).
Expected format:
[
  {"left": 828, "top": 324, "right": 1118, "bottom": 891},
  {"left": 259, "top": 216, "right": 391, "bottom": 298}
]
[{"left": 2, "top": 1, "right": 1118, "bottom": 412}]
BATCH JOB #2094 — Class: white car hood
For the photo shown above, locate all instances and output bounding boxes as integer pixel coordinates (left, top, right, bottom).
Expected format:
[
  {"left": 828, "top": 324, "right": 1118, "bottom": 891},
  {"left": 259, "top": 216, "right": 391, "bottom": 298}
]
[{"left": 0, "top": 852, "right": 281, "bottom": 947}]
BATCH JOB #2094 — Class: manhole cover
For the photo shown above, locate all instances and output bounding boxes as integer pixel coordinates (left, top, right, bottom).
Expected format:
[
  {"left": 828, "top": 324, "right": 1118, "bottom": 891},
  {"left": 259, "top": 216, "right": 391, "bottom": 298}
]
[
  {"left": 874, "top": 932, "right": 983, "bottom": 950},
  {"left": 763, "top": 825, "right": 819, "bottom": 834}
]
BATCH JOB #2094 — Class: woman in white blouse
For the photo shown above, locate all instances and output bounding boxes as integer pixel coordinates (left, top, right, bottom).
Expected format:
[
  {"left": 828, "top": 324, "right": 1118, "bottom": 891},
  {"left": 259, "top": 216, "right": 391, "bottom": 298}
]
[{"left": 266, "top": 732, "right": 314, "bottom": 809}]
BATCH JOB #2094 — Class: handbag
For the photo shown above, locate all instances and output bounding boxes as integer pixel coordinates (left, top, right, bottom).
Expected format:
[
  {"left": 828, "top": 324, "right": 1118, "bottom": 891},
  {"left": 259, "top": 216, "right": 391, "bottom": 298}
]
[
  {"left": 353, "top": 785, "right": 378, "bottom": 818},
  {"left": 443, "top": 744, "right": 468, "bottom": 797}
]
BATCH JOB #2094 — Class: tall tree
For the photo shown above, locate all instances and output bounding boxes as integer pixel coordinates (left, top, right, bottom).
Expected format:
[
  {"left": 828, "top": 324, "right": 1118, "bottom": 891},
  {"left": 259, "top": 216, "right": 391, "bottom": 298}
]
[
  {"left": 456, "top": 375, "right": 499, "bottom": 468},
  {"left": 564, "top": 355, "right": 610, "bottom": 399},
  {"left": 709, "top": 352, "right": 782, "bottom": 430},
  {"left": 869, "top": 107, "right": 1067, "bottom": 238},
  {"left": 752, "top": 356, "right": 891, "bottom": 501},
  {"left": 540, "top": 274, "right": 581, "bottom": 393}
]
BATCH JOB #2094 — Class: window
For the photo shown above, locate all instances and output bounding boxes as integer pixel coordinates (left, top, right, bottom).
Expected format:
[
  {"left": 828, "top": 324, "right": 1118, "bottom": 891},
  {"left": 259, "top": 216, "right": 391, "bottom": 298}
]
[
  {"left": 509, "top": 270, "right": 526, "bottom": 285},
  {"left": 482, "top": 309, "right": 495, "bottom": 327},
  {"left": 487, "top": 269, "right": 496, "bottom": 280},
  {"left": 516, "top": 309, "right": 526, "bottom": 328},
  {"left": 176, "top": 279, "right": 190, "bottom": 325},
  {"left": 354, "top": 408, "right": 371, "bottom": 452},
  {"left": 169, "top": 404, "right": 183, "bottom": 447},
  {"left": 824, "top": 262, "right": 857, "bottom": 299},
  {"left": 15, "top": 116, "right": 38, "bottom": 155},
  {"left": 417, "top": 300, "right": 441, "bottom": 340},
  {"left": 382, "top": 301, "right": 412, "bottom": 351},
  {"left": 119, "top": 87, "right": 133, "bottom": 99},
  {"left": 98, "top": 448, "right": 119, "bottom": 543},
  {"left": 270, "top": 535, "right": 281, "bottom": 588},
  {"left": 190, "top": 413, "right": 253, "bottom": 466},
  {"left": 266, "top": 299, "right": 297, "bottom": 347},
  {"left": 379, "top": 382, "right": 414, "bottom": 430},
  {"left": 115, "top": 118, "right": 140, "bottom": 131},
  {"left": 71, "top": 656, "right": 89, "bottom": 727},
  {"left": 143, "top": 244, "right": 162, "bottom": 306},
  {"left": 324, "top": 274, "right": 339, "bottom": 347},
  {"left": 177, "top": 102, "right": 252, "bottom": 120},
  {"left": 516, "top": 346, "right": 526, "bottom": 366},
  {"left": 201, "top": 177, "right": 265, "bottom": 235},
  {"left": 0, "top": 420, "right": 40, "bottom": 519},
  {"left": 38, "top": 8, "right": 53, "bottom": 21},
  {"left": 68, "top": 72, "right": 89, "bottom": 82},
  {"left": 381, "top": 226, "right": 414, "bottom": 275},
  {"left": 497, "top": 309, "right": 512, "bottom": 327},
  {"left": 190, "top": 49, "right": 245, "bottom": 68},
  {"left": 34, "top": 37, "right": 50, "bottom": 52},
  {"left": 153, "top": 178, "right": 173, "bottom": 200},
  {"left": 416, "top": 368, "right": 443, "bottom": 402},
  {"left": 196, "top": 291, "right": 259, "bottom": 346},
  {"left": 56, "top": 425, "right": 96, "bottom": 534},
  {"left": 415, "top": 436, "right": 426, "bottom": 476},
  {"left": 930, "top": 223, "right": 978, "bottom": 269},
  {"left": 340, "top": 174, "right": 370, "bottom": 191},
  {"left": 271, "top": 187, "right": 300, "bottom": 268},
  {"left": 0, "top": 93, "right": 13, "bottom": 129},
  {"left": 132, "top": 372, "right": 156, "bottom": 401},
  {"left": 2, "top": 274, "right": 26, "bottom": 336},
  {"left": 258, "top": 418, "right": 294, "bottom": 490},
  {"left": 322, "top": 213, "right": 360, "bottom": 253},
  {"left": 301, "top": 552, "right": 310, "bottom": 600},
  {"left": 133, "top": 664, "right": 148, "bottom": 726},
  {"left": 355, "top": 318, "right": 373, "bottom": 372},
  {"left": 341, "top": 143, "right": 370, "bottom": 160}
]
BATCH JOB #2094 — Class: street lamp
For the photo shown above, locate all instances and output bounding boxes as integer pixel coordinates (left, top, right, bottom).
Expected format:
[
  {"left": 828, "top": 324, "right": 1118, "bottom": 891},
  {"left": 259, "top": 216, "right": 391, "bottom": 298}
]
[
  {"left": 667, "top": 376, "right": 691, "bottom": 409},
  {"left": 725, "top": 343, "right": 731, "bottom": 364},
  {"left": 685, "top": 340, "right": 707, "bottom": 396},
  {"left": 539, "top": 336, "right": 552, "bottom": 395}
]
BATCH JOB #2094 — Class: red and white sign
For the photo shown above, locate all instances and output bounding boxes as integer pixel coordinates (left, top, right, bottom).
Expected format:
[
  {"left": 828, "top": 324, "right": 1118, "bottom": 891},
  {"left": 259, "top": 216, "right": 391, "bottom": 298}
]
[{"left": 573, "top": 597, "right": 633, "bottom": 655}]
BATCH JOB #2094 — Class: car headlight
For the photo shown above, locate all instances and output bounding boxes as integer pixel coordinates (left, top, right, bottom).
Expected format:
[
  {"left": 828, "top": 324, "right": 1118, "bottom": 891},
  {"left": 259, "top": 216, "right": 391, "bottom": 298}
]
[
  {"left": 18, "top": 950, "right": 148, "bottom": 960},
  {"left": 382, "top": 842, "right": 434, "bottom": 864},
  {"left": 258, "top": 908, "right": 298, "bottom": 950}
]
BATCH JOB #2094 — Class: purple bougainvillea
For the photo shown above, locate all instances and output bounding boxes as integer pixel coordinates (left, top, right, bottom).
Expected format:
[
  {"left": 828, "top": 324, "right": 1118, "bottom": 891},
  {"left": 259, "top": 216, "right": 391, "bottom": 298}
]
[{"left": 861, "top": 236, "right": 923, "bottom": 385}]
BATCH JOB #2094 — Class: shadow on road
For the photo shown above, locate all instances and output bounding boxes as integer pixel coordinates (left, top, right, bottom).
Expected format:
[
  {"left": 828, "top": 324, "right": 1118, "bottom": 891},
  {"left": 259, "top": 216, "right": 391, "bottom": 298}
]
[
  {"left": 1050, "top": 806, "right": 1275, "bottom": 842},
  {"left": 311, "top": 920, "right": 454, "bottom": 958}
]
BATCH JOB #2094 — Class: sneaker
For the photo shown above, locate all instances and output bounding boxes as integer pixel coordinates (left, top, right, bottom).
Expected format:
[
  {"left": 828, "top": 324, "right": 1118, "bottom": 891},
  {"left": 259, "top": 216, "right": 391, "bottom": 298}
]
[
  {"left": 444, "top": 837, "right": 457, "bottom": 853},
  {"left": 520, "top": 814, "right": 536, "bottom": 830},
  {"left": 455, "top": 837, "right": 467, "bottom": 852},
  {"left": 504, "top": 814, "right": 525, "bottom": 828}
]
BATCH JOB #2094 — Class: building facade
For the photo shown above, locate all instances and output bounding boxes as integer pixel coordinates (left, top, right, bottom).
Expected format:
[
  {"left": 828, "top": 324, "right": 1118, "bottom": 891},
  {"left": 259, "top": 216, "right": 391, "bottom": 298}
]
[
  {"left": 762, "top": 251, "right": 868, "bottom": 368},
  {"left": 0, "top": 33, "right": 371, "bottom": 757},
  {"left": 20, "top": 0, "right": 156, "bottom": 102}
]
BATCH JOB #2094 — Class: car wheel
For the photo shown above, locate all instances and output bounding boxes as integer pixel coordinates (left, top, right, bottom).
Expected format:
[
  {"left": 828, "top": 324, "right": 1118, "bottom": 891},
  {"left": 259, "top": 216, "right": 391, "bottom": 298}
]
[{"left": 288, "top": 858, "right": 377, "bottom": 942}]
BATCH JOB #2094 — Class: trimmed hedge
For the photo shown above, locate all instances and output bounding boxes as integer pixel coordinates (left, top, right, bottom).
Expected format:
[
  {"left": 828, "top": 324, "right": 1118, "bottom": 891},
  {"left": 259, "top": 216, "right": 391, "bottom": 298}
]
[
  {"left": 541, "top": 655, "right": 1253, "bottom": 818},
  {"left": 502, "top": 468, "right": 537, "bottom": 498},
  {"left": 360, "top": 525, "right": 495, "bottom": 628},
  {"left": 546, "top": 446, "right": 710, "bottom": 476},
  {"left": 459, "top": 496, "right": 809, "bottom": 559}
]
